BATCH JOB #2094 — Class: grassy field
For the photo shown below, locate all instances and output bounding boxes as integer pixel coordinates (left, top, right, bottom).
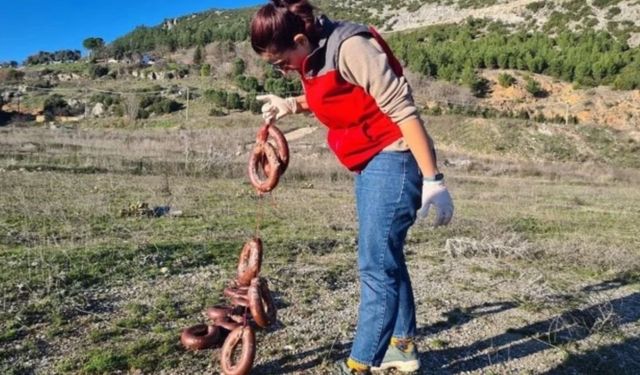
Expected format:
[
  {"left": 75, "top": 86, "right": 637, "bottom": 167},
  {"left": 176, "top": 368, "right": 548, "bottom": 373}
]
[{"left": 1, "top": 114, "right": 639, "bottom": 374}]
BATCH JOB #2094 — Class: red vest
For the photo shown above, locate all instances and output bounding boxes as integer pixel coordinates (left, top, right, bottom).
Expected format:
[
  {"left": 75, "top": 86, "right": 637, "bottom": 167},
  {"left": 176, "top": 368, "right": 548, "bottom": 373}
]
[{"left": 301, "top": 19, "right": 404, "bottom": 172}]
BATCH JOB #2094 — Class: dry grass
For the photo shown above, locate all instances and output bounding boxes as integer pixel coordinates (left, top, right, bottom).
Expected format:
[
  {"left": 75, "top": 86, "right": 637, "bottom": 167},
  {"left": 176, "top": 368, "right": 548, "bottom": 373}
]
[{"left": 1, "top": 114, "right": 639, "bottom": 374}]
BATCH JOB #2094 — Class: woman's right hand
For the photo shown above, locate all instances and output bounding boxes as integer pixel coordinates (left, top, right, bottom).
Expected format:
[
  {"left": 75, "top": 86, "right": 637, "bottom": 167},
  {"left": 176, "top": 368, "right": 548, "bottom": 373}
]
[
  {"left": 418, "top": 180, "right": 454, "bottom": 226},
  {"left": 256, "top": 95, "right": 298, "bottom": 123}
]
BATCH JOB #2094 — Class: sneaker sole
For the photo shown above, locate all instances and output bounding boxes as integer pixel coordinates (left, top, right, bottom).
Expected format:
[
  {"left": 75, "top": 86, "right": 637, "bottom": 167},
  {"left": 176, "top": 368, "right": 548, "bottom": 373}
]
[{"left": 371, "top": 359, "right": 420, "bottom": 373}]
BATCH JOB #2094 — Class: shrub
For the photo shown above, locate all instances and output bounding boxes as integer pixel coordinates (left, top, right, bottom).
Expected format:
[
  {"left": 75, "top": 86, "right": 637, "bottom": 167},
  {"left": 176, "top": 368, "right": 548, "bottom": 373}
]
[
  {"left": 525, "top": 1, "right": 545, "bottom": 12},
  {"left": 193, "top": 45, "right": 203, "bottom": 65},
  {"left": 606, "top": 7, "right": 621, "bottom": 19},
  {"left": 43, "top": 94, "right": 71, "bottom": 119},
  {"left": 243, "top": 93, "right": 262, "bottom": 113},
  {"left": 143, "top": 96, "right": 183, "bottom": 115},
  {"left": 226, "top": 92, "right": 243, "bottom": 110},
  {"left": 204, "top": 89, "right": 227, "bottom": 107},
  {"left": 470, "top": 77, "right": 490, "bottom": 98},
  {"left": 138, "top": 108, "right": 150, "bottom": 119},
  {"left": 232, "top": 58, "right": 246, "bottom": 76},
  {"left": 88, "top": 64, "right": 109, "bottom": 79},
  {"left": 0, "top": 68, "right": 25, "bottom": 83},
  {"left": 209, "top": 108, "right": 227, "bottom": 116},
  {"left": 235, "top": 75, "right": 260, "bottom": 92},
  {"left": 525, "top": 78, "right": 547, "bottom": 97},
  {"left": 498, "top": 73, "right": 516, "bottom": 87},
  {"left": 200, "top": 64, "right": 211, "bottom": 77},
  {"left": 90, "top": 93, "right": 119, "bottom": 107}
]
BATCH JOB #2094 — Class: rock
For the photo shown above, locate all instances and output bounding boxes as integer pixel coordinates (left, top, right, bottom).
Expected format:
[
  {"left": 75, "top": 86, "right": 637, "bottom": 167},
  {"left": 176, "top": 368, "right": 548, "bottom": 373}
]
[
  {"left": 57, "top": 73, "right": 73, "bottom": 82},
  {"left": 19, "top": 143, "right": 37, "bottom": 152},
  {"left": 91, "top": 102, "right": 105, "bottom": 117}
]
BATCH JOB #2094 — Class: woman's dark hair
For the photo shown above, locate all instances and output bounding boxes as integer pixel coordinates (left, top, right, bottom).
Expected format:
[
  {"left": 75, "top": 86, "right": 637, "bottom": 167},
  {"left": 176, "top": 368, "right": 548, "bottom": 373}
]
[{"left": 251, "top": 0, "right": 319, "bottom": 54}]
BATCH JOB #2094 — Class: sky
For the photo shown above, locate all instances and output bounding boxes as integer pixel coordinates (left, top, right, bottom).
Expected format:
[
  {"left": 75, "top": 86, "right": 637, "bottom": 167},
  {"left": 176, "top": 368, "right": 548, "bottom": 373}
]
[{"left": 0, "top": 0, "right": 265, "bottom": 64}]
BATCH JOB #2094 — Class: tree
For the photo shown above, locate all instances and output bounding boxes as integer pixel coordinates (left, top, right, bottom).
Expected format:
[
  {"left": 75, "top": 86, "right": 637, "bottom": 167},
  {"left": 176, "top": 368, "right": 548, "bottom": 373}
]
[
  {"left": 83, "top": 37, "right": 105, "bottom": 57},
  {"left": 193, "top": 45, "right": 204, "bottom": 65},
  {"left": 244, "top": 93, "right": 261, "bottom": 113},
  {"left": 525, "top": 78, "right": 546, "bottom": 98},
  {"left": 226, "top": 92, "right": 242, "bottom": 110},
  {"left": 0, "top": 61, "right": 18, "bottom": 68}
]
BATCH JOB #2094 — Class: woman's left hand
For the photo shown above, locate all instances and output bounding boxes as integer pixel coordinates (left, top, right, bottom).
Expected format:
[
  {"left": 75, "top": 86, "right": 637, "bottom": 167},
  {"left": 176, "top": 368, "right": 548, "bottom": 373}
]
[{"left": 418, "top": 181, "right": 454, "bottom": 226}]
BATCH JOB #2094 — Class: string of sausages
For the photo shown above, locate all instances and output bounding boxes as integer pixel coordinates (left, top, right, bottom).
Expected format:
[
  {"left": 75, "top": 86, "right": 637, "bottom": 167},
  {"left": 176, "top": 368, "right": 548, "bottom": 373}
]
[{"left": 180, "top": 122, "right": 289, "bottom": 375}]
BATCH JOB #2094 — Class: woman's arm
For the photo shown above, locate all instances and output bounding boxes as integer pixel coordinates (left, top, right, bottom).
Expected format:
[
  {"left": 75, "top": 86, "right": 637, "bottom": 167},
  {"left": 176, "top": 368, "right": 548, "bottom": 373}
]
[
  {"left": 398, "top": 117, "right": 438, "bottom": 178},
  {"left": 293, "top": 94, "right": 310, "bottom": 113},
  {"left": 337, "top": 35, "right": 439, "bottom": 177}
]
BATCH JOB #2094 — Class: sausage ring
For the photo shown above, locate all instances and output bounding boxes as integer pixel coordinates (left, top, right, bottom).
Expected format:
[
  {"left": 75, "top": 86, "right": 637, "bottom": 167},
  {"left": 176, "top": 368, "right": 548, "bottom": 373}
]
[
  {"left": 230, "top": 294, "right": 250, "bottom": 307},
  {"left": 248, "top": 141, "right": 281, "bottom": 193},
  {"left": 224, "top": 286, "right": 249, "bottom": 300},
  {"left": 264, "top": 124, "right": 289, "bottom": 173},
  {"left": 215, "top": 317, "right": 241, "bottom": 332},
  {"left": 206, "top": 305, "right": 234, "bottom": 322},
  {"left": 180, "top": 324, "right": 222, "bottom": 350},
  {"left": 220, "top": 326, "right": 256, "bottom": 375},
  {"left": 236, "top": 238, "right": 263, "bottom": 286},
  {"left": 248, "top": 123, "right": 289, "bottom": 193},
  {"left": 248, "top": 277, "right": 277, "bottom": 328}
]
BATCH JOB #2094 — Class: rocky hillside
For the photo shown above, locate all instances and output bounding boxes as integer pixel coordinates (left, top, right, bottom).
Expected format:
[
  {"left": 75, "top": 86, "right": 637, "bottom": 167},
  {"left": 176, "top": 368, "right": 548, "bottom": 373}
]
[{"left": 319, "top": 0, "right": 640, "bottom": 47}]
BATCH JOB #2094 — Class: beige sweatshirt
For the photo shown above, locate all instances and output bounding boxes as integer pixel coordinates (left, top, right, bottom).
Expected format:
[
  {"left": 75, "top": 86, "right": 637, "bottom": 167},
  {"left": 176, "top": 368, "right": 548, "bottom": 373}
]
[{"left": 337, "top": 35, "right": 420, "bottom": 151}]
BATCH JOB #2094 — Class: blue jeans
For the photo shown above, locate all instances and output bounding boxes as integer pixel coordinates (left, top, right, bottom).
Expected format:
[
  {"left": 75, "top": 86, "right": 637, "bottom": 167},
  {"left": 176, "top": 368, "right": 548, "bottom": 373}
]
[{"left": 349, "top": 151, "right": 422, "bottom": 366}]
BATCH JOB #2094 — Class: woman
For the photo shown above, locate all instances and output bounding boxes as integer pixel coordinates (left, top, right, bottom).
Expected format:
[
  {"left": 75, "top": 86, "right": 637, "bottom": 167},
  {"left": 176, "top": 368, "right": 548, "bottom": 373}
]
[{"left": 251, "top": 1, "right": 454, "bottom": 373}]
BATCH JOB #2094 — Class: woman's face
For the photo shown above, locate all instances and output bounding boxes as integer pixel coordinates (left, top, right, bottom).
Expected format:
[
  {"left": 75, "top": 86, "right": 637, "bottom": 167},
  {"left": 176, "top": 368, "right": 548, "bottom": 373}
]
[{"left": 262, "top": 33, "right": 312, "bottom": 74}]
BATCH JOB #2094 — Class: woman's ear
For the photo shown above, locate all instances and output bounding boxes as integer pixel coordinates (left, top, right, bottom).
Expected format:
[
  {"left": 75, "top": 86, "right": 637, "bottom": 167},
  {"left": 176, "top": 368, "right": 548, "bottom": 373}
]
[{"left": 293, "top": 33, "right": 309, "bottom": 47}]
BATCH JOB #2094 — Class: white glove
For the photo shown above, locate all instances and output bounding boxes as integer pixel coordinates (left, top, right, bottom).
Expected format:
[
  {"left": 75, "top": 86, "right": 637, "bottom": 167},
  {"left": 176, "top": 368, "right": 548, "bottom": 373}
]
[
  {"left": 256, "top": 94, "right": 298, "bottom": 123},
  {"left": 417, "top": 180, "right": 454, "bottom": 226}
]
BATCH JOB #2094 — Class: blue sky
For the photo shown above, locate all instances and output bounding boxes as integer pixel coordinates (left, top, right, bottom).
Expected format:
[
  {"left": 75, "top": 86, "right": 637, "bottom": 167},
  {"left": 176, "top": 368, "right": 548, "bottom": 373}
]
[{"left": 0, "top": 0, "right": 264, "bottom": 64}]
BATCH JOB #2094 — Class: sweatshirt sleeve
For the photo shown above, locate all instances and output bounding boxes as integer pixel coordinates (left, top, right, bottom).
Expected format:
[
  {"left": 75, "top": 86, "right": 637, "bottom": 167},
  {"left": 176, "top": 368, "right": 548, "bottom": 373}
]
[{"left": 337, "top": 34, "right": 419, "bottom": 125}]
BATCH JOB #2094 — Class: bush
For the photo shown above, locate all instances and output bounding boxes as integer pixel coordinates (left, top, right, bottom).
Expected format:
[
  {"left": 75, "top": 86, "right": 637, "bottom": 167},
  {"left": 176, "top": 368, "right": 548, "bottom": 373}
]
[
  {"left": 525, "top": 78, "right": 547, "bottom": 97},
  {"left": 470, "top": 77, "right": 490, "bottom": 98},
  {"left": 137, "top": 94, "right": 183, "bottom": 115},
  {"left": 193, "top": 45, "right": 204, "bottom": 65},
  {"left": 113, "top": 104, "right": 125, "bottom": 117},
  {"left": 226, "top": 92, "right": 243, "bottom": 110},
  {"left": 243, "top": 93, "right": 262, "bottom": 113},
  {"left": 235, "top": 75, "right": 260, "bottom": 92},
  {"left": 498, "top": 73, "right": 516, "bottom": 87},
  {"left": 613, "top": 64, "right": 640, "bottom": 90},
  {"left": 138, "top": 108, "right": 150, "bottom": 119},
  {"left": 209, "top": 108, "right": 227, "bottom": 116},
  {"left": 88, "top": 64, "right": 109, "bottom": 79},
  {"left": 200, "top": 64, "right": 211, "bottom": 77},
  {"left": 0, "top": 68, "right": 25, "bottom": 84},
  {"left": 525, "top": 1, "right": 545, "bottom": 12},
  {"left": 204, "top": 89, "right": 228, "bottom": 107},
  {"left": 43, "top": 94, "right": 71, "bottom": 119},
  {"left": 90, "top": 93, "right": 119, "bottom": 107},
  {"left": 232, "top": 58, "right": 246, "bottom": 76}
]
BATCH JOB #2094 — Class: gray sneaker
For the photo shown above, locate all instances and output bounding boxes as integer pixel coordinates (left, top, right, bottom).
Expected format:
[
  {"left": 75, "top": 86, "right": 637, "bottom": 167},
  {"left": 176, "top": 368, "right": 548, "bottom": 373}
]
[{"left": 371, "top": 341, "right": 420, "bottom": 373}]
